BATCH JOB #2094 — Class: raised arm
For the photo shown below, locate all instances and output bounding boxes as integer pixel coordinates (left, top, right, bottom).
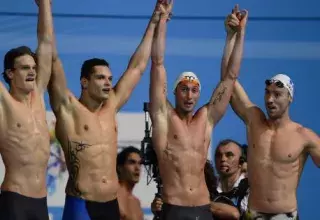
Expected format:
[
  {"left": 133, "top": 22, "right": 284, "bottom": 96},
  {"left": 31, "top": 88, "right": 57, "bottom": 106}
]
[
  {"left": 304, "top": 128, "right": 320, "bottom": 167},
  {"left": 47, "top": 11, "right": 70, "bottom": 113},
  {"left": 230, "top": 80, "right": 263, "bottom": 124},
  {"left": 149, "top": 1, "right": 172, "bottom": 117},
  {"left": 112, "top": 3, "right": 161, "bottom": 111},
  {"left": 206, "top": 6, "right": 248, "bottom": 126},
  {"left": 35, "top": 0, "right": 53, "bottom": 93}
]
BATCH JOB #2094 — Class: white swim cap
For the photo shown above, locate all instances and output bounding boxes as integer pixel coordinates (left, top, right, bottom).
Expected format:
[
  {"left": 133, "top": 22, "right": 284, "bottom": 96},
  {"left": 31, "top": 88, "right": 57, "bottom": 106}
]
[
  {"left": 173, "top": 71, "right": 201, "bottom": 93},
  {"left": 267, "top": 74, "right": 294, "bottom": 98}
]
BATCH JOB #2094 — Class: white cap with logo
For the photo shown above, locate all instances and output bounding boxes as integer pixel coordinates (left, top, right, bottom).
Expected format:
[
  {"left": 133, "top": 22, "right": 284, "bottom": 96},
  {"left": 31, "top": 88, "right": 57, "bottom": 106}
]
[{"left": 173, "top": 71, "right": 201, "bottom": 93}]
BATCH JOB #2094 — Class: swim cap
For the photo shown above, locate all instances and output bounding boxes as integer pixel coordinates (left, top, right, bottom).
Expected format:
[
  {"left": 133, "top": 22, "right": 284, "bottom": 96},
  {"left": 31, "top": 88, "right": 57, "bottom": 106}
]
[
  {"left": 267, "top": 74, "right": 294, "bottom": 98},
  {"left": 173, "top": 71, "right": 201, "bottom": 93}
]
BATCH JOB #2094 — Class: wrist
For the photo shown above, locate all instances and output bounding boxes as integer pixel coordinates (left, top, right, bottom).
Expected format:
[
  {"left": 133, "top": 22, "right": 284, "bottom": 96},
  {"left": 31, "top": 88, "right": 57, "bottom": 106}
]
[
  {"left": 237, "top": 29, "right": 246, "bottom": 36},
  {"left": 160, "top": 13, "right": 170, "bottom": 20}
]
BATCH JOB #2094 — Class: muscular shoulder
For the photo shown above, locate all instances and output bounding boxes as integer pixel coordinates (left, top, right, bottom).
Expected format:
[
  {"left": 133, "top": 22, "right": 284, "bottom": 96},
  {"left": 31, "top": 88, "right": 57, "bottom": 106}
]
[
  {"left": 133, "top": 195, "right": 142, "bottom": 207},
  {"left": 297, "top": 125, "right": 318, "bottom": 144}
]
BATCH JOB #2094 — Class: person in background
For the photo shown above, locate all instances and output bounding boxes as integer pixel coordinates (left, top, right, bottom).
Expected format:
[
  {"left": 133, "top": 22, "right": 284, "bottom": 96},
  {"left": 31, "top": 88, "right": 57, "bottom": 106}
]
[{"left": 117, "top": 146, "right": 143, "bottom": 220}]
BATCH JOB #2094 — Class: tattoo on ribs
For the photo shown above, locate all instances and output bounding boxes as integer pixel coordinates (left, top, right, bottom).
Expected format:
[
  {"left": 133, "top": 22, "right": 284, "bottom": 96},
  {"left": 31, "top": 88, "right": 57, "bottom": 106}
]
[
  {"left": 67, "top": 140, "right": 91, "bottom": 196},
  {"left": 211, "top": 86, "right": 227, "bottom": 105}
]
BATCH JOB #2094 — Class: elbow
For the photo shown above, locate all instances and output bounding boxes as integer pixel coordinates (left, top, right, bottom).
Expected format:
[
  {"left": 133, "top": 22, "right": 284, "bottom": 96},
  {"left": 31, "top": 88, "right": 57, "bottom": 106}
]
[
  {"left": 151, "top": 56, "right": 164, "bottom": 66},
  {"left": 231, "top": 210, "right": 241, "bottom": 220},
  {"left": 38, "top": 34, "right": 53, "bottom": 45}
]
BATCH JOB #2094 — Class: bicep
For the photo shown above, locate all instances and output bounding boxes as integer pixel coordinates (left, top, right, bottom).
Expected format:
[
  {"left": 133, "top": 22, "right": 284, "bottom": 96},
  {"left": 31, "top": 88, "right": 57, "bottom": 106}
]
[
  {"left": 230, "top": 81, "right": 263, "bottom": 124},
  {"left": 150, "top": 104, "right": 171, "bottom": 151},
  {"left": 149, "top": 64, "right": 167, "bottom": 114},
  {"left": 306, "top": 130, "right": 320, "bottom": 167},
  {"left": 36, "top": 42, "right": 52, "bottom": 92},
  {"left": 113, "top": 68, "right": 144, "bottom": 111},
  {"left": 48, "top": 59, "right": 70, "bottom": 112}
]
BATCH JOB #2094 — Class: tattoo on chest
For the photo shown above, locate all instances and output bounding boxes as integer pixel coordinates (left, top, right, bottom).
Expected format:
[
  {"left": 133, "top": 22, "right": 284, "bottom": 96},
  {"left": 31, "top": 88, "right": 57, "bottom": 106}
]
[
  {"left": 211, "top": 86, "right": 227, "bottom": 105},
  {"left": 67, "top": 140, "right": 91, "bottom": 196}
]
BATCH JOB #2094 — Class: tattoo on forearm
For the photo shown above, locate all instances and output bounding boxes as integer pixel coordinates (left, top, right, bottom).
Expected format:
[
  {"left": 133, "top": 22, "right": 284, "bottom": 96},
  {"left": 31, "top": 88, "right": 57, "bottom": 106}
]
[
  {"left": 163, "top": 82, "right": 167, "bottom": 95},
  {"left": 67, "top": 140, "right": 91, "bottom": 197},
  {"left": 210, "top": 86, "right": 227, "bottom": 105}
]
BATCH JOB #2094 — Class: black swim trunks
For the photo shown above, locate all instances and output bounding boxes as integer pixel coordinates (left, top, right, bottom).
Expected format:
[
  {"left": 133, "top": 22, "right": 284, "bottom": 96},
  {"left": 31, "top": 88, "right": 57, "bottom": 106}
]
[
  {"left": 0, "top": 190, "right": 49, "bottom": 220},
  {"left": 161, "top": 203, "right": 213, "bottom": 220}
]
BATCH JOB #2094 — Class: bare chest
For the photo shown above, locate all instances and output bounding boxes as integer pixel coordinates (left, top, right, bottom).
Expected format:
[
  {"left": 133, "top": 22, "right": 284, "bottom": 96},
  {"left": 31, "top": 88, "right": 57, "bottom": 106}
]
[
  {"left": 120, "top": 197, "right": 143, "bottom": 220},
  {"left": 167, "top": 117, "right": 209, "bottom": 151},
  {"left": 249, "top": 127, "right": 305, "bottom": 164},
  {"left": 65, "top": 107, "right": 118, "bottom": 144},
  {"left": 1, "top": 102, "right": 48, "bottom": 139}
]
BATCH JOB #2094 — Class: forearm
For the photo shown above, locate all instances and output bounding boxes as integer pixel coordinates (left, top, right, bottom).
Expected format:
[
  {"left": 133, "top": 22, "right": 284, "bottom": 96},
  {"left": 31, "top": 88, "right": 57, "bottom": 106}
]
[
  {"left": 225, "top": 30, "right": 245, "bottom": 80},
  {"left": 221, "top": 33, "right": 236, "bottom": 79},
  {"left": 150, "top": 15, "right": 168, "bottom": 112},
  {"left": 211, "top": 202, "right": 240, "bottom": 220},
  {"left": 127, "top": 15, "right": 158, "bottom": 71},
  {"left": 151, "top": 15, "right": 168, "bottom": 65},
  {"left": 37, "top": 0, "right": 53, "bottom": 43}
]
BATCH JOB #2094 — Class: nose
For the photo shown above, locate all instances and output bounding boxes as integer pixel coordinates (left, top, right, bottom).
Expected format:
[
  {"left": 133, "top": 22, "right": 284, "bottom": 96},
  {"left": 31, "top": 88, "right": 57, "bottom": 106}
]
[
  {"left": 134, "top": 163, "right": 141, "bottom": 171},
  {"left": 186, "top": 90, "right": 192, "bottom": 99},
  {"left": 221, "top": 154, "right": 227, "bottom": 162},
  {"left": 104, "top": 78, "right": 111, "bottom": 86},
  {"left": 266, "top": 95, "right": 274, "bottom": 104}
]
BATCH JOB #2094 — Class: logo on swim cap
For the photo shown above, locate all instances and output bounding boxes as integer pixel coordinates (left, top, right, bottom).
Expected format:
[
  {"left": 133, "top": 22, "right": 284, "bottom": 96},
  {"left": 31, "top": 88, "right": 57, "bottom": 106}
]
[{"left": 173, "top": 71, "right": 201, "bottom": 93}]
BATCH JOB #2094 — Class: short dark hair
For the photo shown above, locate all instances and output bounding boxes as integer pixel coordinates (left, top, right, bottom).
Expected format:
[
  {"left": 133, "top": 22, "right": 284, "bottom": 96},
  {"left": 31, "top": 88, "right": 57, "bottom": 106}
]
[
  {"left": 2, "top": 46, "right": 36, "bottom": 84},
  {"left": 80, "top": 58, "right": 110, "bottom": 80},
  {"left": 117, "top": 146, "right": 141, "bottom": 167},
  {"left": 204, "top": 160, "right": 217, "bottom": 200},
  {"left": 215, "top": 139, "right": 247, "bottom": 163}
]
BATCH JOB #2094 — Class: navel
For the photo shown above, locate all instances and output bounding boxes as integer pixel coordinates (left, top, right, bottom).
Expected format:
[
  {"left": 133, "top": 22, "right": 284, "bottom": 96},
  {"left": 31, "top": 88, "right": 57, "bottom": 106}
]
[
  {"left": 84, "top": 125, "right": 89, "bottom": 131},
  {"left": 288, "top": 154, "right": 292, "bottom": 158},
  {"left": 174, "top": 135, "right": 178, "bottom": 139},
  {"left": 17, "top": 123, "right": 21, "bottom": 128}
]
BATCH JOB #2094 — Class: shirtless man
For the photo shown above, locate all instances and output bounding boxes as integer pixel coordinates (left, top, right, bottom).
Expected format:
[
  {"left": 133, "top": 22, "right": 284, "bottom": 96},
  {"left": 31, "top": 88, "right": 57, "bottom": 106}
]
[
  {"left": 226, "top": 9, "right": 320, "bottom": 220},
  {"left": 149, "top": 2, "right": 248, "bottom": 219},
  {"left": 151, "top": 160, "right": 241, "bottom": 220},
  {"left": 117, "top": 146, "right": 143, "bottom": 220},
  {"left": 47, "top": 1, "right": 163, "bottom": 219},
  {"left": 0, "top": 0, "right": 53, "bottom": 219}
]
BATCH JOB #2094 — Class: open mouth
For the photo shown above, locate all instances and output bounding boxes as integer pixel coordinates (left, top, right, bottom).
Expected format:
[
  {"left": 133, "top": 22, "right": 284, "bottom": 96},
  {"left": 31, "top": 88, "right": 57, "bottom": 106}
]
[
  {"left": 184, "top": 102, "right": 193, "bottom": 107},
  {"left": 267, "top": 106, "right": 276, "bottom": 111},
  {"left": 102, "top": 88, "right": 111, "bottom": 93},
  {"left": 25, "top": 77, "right": 35, "bottom": 82}
]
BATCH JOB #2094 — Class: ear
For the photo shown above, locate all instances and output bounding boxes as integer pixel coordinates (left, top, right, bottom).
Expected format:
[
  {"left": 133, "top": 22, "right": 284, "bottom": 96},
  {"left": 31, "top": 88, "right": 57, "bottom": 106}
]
[
  {"left": 5, "top": 69, "right": 13, "bottom": 81},
  {"left": 80, "top": 78, "right": 88, "bottom": 89},
  {"left": 288, "top": 95, "right": 293, "bottom": 103}
]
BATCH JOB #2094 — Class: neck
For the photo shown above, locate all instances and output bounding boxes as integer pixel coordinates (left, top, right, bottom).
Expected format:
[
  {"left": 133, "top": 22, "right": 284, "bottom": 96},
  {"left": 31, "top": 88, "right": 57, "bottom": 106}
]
[
  {"left": 9, "top": 86, "right": 32, "bottom": 107},
  {"left": 175, "top": 107, "right": 193, "bottom": 124},
  {"left": 220, "top": 170, "right": 242, "bottom": 192},
  {"left": 119, "top": 180, "right": 135, "bottom": 193},
  {"left": 268, "top": 110, "right": 291, "bottom": 129},
  {"left": 79, "top": 91, "right": 104, "bottom": 112}
]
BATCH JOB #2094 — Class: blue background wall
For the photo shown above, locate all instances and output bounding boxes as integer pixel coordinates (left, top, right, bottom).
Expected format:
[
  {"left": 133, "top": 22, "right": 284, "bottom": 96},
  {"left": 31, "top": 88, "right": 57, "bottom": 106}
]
[{"left": 0, "top": 0, "right": 319, "bottom": 219}]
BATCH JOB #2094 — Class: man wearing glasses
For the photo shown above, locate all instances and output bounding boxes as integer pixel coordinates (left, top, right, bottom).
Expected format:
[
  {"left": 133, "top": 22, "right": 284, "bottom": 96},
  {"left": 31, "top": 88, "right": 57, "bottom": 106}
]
[{"left": 230, "top": 73, "right": 320, "bottom": 219}]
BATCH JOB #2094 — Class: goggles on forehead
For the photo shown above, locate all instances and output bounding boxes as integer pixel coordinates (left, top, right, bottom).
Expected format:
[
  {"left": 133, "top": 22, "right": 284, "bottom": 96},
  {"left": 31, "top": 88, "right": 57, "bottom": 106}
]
[{"left": 265, "top": 79, "right": 284, "bottom": 88}]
